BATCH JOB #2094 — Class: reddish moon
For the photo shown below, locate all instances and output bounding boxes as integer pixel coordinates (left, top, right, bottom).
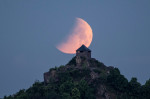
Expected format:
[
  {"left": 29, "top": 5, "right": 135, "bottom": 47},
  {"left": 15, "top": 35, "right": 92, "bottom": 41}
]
[{"left": 56, "top": 18, "right": 93, "bottom": 54}]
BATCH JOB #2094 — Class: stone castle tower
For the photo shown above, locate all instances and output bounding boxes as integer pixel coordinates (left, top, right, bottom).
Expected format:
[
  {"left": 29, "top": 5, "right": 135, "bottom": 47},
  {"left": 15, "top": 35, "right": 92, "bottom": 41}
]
[
  {"left": 44, "top": 44, "right": 92, "bottom": 83},
  {"left": 76, "top": 44, "right": 91, "bottom": 64}
]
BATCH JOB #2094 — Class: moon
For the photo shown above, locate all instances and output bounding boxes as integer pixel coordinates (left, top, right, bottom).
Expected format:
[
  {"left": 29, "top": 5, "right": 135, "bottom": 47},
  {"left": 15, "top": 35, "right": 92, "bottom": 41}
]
[{"left": 56, "top": 18, "right": 93, "bottom": 54}]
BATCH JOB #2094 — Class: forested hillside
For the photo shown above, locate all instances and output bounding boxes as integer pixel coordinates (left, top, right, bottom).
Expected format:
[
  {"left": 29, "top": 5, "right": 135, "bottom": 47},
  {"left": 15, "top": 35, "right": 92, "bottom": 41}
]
[{"left": 4, "top": 57, "right": 150, "bottom": 99}]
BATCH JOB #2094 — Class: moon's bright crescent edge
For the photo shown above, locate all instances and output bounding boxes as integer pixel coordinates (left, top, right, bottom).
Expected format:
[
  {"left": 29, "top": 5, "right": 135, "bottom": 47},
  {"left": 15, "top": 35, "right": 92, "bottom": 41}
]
[{"left": 56, "top": 18, "right": 93, "bottom": 54}]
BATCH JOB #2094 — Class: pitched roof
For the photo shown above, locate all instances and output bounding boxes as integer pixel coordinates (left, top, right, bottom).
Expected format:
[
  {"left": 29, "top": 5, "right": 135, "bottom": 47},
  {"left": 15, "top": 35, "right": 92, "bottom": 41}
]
[{"left": 76, "top": 44, "right": 91, "bottom": 52}]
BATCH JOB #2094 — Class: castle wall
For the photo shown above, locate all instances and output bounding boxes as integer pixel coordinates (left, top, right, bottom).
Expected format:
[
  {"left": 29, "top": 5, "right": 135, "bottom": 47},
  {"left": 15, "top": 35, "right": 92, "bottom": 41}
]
[
  {"left": 76, "top": 51, "right": 91, "bottom": 59},
  {"left": 44, "top": 72, "right": 50, "bottom": 83}
]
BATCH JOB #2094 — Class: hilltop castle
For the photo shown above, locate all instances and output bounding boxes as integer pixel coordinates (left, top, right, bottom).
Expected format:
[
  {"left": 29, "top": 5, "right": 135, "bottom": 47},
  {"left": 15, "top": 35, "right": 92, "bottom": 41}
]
[
  {"left": 76, "top": 44, "right": 91, "bottom": 65},
  {"left": 44, "top": 45, "right": 92, "bottom": 83},
  {"left": 76, "top": 44, "right": 91, "bottom": 58}
]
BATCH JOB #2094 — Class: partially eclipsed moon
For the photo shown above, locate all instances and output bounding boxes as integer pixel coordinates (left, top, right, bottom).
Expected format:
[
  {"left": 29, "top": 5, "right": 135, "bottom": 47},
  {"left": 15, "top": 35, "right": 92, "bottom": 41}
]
[{"left": 56, "top": 18, "right": 93, "bottom": 54}]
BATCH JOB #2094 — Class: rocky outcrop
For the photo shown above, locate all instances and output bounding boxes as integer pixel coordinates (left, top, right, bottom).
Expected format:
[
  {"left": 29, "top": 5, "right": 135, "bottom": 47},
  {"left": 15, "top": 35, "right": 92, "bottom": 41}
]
[{"left": 96, "top": 85, "right": 116, "bottom": 99}]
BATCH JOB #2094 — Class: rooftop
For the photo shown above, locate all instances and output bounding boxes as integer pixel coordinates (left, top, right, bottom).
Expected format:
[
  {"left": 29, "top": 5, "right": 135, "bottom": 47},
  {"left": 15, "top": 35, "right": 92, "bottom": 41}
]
[{"left": 76, "top": 44, "right": 91, "bottom": 52}]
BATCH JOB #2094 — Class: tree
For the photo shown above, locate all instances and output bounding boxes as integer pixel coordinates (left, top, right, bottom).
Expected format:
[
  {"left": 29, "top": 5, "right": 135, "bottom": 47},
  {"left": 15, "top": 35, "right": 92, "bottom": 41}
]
[
  {"left": 78, "top": 80, "right": 95, "bottom": 99},
  {"left": 61, "top": 93, "right": 71, "bottom": 99},
  {"left": 107, "top": 68, "right": 128, "bottom": 92},
  {"left": 141, "top": 79, "right": 150, "bottom": 98},
  {"left": 71, "top": 88, "right": 80, "bottom": 99},
  {"left": 128, "top": 77, "right": 141, "bottom": 97},
  {"left": 59, "top": 80, "right": 74, "bottom": 94}
]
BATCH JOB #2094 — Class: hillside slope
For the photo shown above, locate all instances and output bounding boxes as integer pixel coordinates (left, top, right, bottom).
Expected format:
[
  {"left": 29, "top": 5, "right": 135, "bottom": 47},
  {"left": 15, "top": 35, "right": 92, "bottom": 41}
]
[{"left": 3, "top": 57, "right": 150, "bottom": 99}]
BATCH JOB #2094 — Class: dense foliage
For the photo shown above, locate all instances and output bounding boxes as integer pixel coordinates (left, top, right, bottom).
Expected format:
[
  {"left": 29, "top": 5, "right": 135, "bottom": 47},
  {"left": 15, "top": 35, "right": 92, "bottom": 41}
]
[
  {"left": 105, "top": 68, "right": 150, "bottom": 99},
  {"left": 3, "top": 58, "right": 150, "bottom": 99},
  {"left": 4, "top": 67, "right": 95, "bottom": 99}
]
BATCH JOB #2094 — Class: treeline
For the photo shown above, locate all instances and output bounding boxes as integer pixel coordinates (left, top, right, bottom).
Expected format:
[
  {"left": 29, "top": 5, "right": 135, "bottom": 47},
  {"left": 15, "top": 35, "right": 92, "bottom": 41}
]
[
  {"left": 4, "top": 80, "right": 95, "bottom": 99},
  {"left": 106, "top": 68, "right": 150, "bottom": 99},
  {"left": 3, "top": 66, "right": 95, "bottom": 99},
  {"left": 3, "top": 66, "right": 150, "bottom": 99}
]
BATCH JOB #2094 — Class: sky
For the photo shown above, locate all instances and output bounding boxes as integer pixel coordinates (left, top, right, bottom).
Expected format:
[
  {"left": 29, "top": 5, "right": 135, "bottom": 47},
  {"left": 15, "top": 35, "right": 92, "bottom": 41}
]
[{"left": 0, "top": 0, "right": 150, "bottom": 97}]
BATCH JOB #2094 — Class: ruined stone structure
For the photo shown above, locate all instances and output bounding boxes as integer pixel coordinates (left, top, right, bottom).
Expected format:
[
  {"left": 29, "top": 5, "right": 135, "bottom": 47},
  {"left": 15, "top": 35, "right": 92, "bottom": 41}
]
[
  {"left": 44, "top": 44, "right": 92, "bottom": 83},
  {"left": 76, "top": 44, "right": 91, "bottom": 64},
  {"left": 76, "top": 44, "right": 91, "bottom": 58}
]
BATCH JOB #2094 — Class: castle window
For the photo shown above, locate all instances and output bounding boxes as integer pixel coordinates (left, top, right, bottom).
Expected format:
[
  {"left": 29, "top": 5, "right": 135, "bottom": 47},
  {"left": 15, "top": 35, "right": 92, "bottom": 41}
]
[{"left": 80, "top": 51, "right": 83, "bottom": 53}]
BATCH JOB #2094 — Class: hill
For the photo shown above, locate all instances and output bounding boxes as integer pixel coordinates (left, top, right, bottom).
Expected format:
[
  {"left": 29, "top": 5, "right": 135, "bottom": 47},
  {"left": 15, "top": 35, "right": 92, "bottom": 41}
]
[{"left": 3, "top": 56, "right": 150, "bottom": 99}]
